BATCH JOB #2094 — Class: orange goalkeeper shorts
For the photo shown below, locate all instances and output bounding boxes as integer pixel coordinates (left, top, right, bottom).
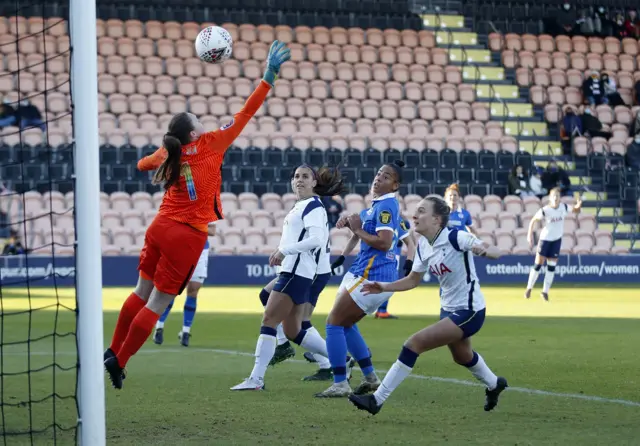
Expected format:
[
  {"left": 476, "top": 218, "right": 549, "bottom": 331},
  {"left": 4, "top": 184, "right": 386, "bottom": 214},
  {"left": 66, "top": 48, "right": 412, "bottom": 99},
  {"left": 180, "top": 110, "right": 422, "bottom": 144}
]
[{"left": 138, "top": 214, "right": 208, "bottom": 295}]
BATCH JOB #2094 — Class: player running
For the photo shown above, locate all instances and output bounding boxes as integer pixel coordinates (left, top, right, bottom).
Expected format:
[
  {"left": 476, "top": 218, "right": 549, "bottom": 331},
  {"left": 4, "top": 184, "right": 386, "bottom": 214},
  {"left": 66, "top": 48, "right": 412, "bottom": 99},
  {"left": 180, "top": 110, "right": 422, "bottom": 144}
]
[
  {"left": 137, "top": 147, "right": 217, "bottom": 347},
  {"left": 525, "top": 187, "right": 582, "bottom": 301},
  {"left": 445, "top": 183, "right": 476, "bottom": 234},
  {"left": 375, "top": 217, "right": 416, "bottom": 319},
  {"left": 103, "top": 40, "right": 290, "bottom": 389},
  {"left": 349, "top": 195, "right": 508, "bottom": 415},
  {"left": 230, "top": 165, "right": 347, "bottom": 391},
  {"left": 315, "top": 160, "right": 405, "bottom": 398}
]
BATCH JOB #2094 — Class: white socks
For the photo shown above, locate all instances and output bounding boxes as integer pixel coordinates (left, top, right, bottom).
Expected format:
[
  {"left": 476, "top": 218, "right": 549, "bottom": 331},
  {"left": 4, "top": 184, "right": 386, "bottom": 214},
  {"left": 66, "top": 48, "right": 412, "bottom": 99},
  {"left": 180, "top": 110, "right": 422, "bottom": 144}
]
[
  {"left": 543, "top": 265, "right": 556, "bottom": 293},
  {"left": 526, "top": 266, "right": 541, "bottom": 289},
  {"left": 307, "top": 327, "right": 331, "bottom": 368},
  {"left": 373, "top": 360, "right": 413, "bottom": 405},
  {"left": 182, "top": 326, "right": 191, "bottom": 334},
  {"left": 299, "top": 328, "right": 329, "bottom": 358},
  {"left": 467, "top": 353, "right": 498, "bottom": 390},
  {"left": 250, "top": 333, "right": 276, "bottom": 381},
  {"left": 155, "top": 321, "right": 164, "bottom": 329},
  {"left": 276, "top": 323, "right": 287, "bottom": 346},
  {"left": 314, "top": 353, "right": 331, "bottom": 369}
]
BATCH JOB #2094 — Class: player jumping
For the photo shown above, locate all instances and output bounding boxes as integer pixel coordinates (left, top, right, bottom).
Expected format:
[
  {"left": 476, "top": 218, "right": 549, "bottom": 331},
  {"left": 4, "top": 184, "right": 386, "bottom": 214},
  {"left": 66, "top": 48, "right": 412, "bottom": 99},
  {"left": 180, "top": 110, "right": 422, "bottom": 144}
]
[
  {"left": 349, "top": 195, "right": 508, "bottom": 415},
  {"left": 103, "top": 40, "right": 290, "bottom": 390},
  {"left": 525, "top": 187, "right": 582, "bottom": 301},
  {"left": 137, "top": 147, "right": 217, "bottom": 347}
]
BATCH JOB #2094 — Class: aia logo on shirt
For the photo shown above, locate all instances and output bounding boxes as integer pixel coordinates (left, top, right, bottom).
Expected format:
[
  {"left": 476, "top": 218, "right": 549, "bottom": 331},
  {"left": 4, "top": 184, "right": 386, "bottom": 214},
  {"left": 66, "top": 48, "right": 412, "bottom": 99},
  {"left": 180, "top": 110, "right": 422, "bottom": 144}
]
[
  {"left": 429, "top": 263, "right": 452, "bottom": 276},
  {"left": 549, "top": 216, "right": 563, "bottom": 223}
]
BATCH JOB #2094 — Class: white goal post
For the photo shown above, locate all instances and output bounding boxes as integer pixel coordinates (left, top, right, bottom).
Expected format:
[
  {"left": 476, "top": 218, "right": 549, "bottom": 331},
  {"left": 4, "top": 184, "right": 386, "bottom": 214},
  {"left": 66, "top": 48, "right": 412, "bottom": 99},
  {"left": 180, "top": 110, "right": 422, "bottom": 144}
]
[{"left": 70, "top": 0, "right": 106, "bottom": 444}]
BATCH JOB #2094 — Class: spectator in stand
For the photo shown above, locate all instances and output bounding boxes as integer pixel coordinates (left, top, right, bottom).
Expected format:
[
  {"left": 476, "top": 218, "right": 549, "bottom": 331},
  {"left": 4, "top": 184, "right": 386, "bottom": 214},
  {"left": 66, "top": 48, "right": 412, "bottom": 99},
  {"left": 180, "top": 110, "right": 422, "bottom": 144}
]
[
  {"left": 601, "top": 73, "right": 625, "bottom": 106},
  {"left": 612, "top": 11, "right": 627, "bottom": 38},
  {"left": 2, "top": 230, "right": 25, "bottom": 255},
  {"left": 560, "top": 106, "right": 582, "bottom": 154},
  {"left": 541, "top": 161, "right": 572, "bottom": 197},
  {"left": 529, "top": 166, "right": 547, "bottom": 199},
  {"left": 623, "top": 9, "right": 640, "bottom": 38},
  {"left": 545, "top": 3, "right": 577, "bottom": 37},
  {"left": 322, "top": 195, "right": 342, "bottom": 229},
  {"left": 582, "top": 71, "right": 606, "bottom": 105},
  {"left": 634, "top": 80, "right": 640, "bottom": 105},
  {"left": 625, "top": 135, "right": 640, "bottom": 170},
  {"left": 580, "top": 106, "right": 612, "bottom": 139},
  {"left": 16, "top": 99, "right": 46, "bottom": 131},
  {"left": 508, "top": 165, "right": 534, "bottom": 198},
  {"left": 0, "top": 98, "right": 16, "bottom": 129},
  {"left": 575, "top": 8, "right": 595, "bottom": 36},
  {"left": 630, "top": 109, "right": 640, "bottom": 137}
]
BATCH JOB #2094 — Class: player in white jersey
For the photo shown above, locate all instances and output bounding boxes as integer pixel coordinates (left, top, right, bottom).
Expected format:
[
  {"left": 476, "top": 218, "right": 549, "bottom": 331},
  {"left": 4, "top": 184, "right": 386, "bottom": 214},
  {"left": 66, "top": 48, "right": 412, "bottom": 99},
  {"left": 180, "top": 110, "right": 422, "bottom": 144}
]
[
  {"left": 231, "top": 165, "right": 347, "bottom": 391},
  {"left": 152, "top": 222, "right": 216, "bottom": 347},
  {"left": 525, "top": 187, "right": 582, "bottom": 301},
  {"left": 262, "top": 233, "right": 353, "bottom": 382},
  {"left": 349, "top": 195, "right": 508, "bottom": 415}
]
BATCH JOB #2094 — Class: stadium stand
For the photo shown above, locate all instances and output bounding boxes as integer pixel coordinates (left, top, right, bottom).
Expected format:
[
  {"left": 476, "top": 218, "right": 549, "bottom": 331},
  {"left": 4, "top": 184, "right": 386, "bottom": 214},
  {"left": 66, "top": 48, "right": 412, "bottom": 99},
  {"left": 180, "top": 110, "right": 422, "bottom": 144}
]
[{"left": 0, "top": 2, "right": 638, "bottom": 255}]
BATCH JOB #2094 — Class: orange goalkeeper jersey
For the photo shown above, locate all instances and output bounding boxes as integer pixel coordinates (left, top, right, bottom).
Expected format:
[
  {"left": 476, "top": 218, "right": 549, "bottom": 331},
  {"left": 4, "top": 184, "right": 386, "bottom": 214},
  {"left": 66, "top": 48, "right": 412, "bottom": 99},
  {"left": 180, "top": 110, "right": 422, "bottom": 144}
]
[{"left": 137, "top": 80, "right": 271, "bottom": 232}]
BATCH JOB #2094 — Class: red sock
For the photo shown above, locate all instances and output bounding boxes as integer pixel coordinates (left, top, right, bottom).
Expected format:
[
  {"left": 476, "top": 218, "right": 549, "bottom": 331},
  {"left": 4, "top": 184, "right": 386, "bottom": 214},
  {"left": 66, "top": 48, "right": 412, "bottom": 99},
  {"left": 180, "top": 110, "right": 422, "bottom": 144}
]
[
  {"left": 109, "top": 293, "right": 146, "bottom": 354},
  {"left": 116, "top": 307, "right": 160, "bottom": 368}
]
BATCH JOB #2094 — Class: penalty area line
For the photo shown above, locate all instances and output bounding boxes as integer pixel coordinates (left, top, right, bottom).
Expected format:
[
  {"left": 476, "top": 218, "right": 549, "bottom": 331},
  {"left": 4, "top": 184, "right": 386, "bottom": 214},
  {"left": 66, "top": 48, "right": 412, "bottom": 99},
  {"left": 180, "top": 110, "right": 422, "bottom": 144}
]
[{"left": 10, "top": 346, "right": 640, "bottom": 408}]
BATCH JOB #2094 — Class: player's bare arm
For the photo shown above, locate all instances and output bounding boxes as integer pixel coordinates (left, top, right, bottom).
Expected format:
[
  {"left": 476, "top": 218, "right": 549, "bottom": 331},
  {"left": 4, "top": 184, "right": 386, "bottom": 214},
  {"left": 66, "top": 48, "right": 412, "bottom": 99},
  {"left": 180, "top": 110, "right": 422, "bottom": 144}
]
[
  {"left": 347, "top": 213, "right": 394, "bottom": 251},
  {"left": 342, "top": 233, "right": 360, "bottom": 257},
  {"left": 404, "top": 232, "right": 417, "bottom": 262},
  {"left": 362, "top": 271, "right": 423, "bottom": 295},
  {"left": 471, "top": 240, "right": 502, "bottom": 259},
  {"left": 527, "top": 215, "right": 539, "bottom": 248}
]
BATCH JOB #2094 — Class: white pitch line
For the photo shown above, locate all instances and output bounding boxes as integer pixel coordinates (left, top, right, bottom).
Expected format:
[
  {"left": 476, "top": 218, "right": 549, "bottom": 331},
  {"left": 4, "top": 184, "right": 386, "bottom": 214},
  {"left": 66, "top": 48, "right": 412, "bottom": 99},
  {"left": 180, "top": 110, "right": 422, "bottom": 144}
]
[{"left": 5, "top": 346, "right": 640, "bottom": 408}]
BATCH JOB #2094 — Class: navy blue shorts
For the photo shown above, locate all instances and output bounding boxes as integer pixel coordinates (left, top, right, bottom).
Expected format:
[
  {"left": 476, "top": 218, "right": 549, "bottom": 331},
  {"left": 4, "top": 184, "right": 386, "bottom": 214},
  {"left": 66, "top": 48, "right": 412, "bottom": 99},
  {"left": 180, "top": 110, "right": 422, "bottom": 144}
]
[
  {"left": 440, "top": 308, "right": 486, "bottom": 339},
  {"left": 273, "top": 272, "right": 313, "bottom": 305},
  {"left": 538, "top": 238, "right": 561, "bottom": 258},
  {"left": 307, "top": 273, "right": 330, "bottom": 307}
]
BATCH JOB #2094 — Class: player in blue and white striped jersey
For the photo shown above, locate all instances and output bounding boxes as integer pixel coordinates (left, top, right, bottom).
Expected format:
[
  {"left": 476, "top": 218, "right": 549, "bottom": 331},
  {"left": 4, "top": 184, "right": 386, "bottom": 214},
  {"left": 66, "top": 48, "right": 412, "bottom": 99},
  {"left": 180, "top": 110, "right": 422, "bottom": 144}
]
[
  {"left": 375, "top": 217, "right": 416, "bottom": 319},
  {"left": 315, "top": 160, "right": 405, "bottom": 398},
  {"left": 350, "top": 195, "right": 508, "bottom": 415},
  {"left": 231, "top": 165, "right": 346, "bottom": 391}
]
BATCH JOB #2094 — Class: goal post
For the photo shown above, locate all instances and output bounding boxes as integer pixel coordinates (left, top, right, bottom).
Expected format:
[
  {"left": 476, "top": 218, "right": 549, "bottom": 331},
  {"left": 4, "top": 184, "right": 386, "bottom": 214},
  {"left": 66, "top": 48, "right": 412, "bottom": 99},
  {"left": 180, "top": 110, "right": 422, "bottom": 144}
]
[{"left": 70, "top": 0, "right": 106, "bottom": 444}]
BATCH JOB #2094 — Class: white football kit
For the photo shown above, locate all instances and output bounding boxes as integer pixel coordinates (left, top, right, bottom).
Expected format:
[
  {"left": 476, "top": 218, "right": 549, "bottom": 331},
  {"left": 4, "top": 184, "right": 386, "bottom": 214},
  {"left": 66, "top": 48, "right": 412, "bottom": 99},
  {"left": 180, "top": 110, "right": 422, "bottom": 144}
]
[
  {"left": 535, "top": 203, "right": 568, "bottom": 242},
  {"left": 278, "top": 196, "right": 329, "bottom": 279},
  {"left": 412, "top": 228, "right": 486, "bottom": 312}
]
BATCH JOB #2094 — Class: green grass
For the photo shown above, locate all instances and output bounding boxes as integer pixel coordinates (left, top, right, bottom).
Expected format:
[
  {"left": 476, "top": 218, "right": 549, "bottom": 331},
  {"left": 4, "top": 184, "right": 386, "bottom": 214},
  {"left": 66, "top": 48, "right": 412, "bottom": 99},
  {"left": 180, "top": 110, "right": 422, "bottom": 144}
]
[{"left": 2, "top": 286, "right": 640, "bottom": 445}]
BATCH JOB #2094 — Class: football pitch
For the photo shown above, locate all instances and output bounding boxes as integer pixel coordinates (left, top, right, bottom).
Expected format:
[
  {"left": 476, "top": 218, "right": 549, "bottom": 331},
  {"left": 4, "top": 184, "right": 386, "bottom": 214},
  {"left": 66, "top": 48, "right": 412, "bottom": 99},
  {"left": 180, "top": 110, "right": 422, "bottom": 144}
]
[{"left": 2, "top": 285, "right": 640, "bottom": 445}]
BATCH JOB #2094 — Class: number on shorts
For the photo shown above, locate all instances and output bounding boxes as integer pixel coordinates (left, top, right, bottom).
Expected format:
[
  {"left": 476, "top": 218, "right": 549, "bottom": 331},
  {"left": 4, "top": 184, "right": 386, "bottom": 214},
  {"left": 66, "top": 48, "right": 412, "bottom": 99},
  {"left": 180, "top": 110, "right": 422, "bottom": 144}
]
[{"left": 180, "top": 163, "right": 197, "bottom": 201}]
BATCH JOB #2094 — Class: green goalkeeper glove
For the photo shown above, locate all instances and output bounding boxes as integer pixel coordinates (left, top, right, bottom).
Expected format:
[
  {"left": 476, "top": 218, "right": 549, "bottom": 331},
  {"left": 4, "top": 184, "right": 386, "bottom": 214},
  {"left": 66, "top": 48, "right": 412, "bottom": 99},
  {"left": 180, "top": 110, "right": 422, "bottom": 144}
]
[{"left": 263, "top": 40, "right": 291, "bottom": 86}]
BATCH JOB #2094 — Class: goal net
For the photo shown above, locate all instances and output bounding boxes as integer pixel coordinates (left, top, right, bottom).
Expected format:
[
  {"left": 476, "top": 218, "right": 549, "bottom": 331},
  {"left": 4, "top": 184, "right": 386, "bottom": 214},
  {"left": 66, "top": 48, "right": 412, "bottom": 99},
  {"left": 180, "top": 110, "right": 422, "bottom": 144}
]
[{"left": 0, "top": 1, "right": 105, "bottom": 444}]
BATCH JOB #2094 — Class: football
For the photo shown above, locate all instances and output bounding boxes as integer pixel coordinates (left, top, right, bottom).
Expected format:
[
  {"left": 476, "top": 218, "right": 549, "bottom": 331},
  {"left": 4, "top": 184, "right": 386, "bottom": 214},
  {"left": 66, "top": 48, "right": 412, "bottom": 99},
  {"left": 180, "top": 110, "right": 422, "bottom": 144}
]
[{"left": 195, "top": 26, "right": 233, "bottom": 64}]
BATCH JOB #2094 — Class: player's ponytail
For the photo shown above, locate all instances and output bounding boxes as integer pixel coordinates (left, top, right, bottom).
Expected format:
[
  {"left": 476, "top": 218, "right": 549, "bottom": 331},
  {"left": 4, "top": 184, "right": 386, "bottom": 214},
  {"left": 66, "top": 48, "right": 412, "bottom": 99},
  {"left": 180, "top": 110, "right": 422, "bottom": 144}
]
[
  {"left": 153, "top": 112, "right": 194, "bottom": 190},
  {"left": 313, "top": 166, "right": 348, "bottom": 197},
  {"left": 425, "top": 194, "right": 451, "bottom": 228}
]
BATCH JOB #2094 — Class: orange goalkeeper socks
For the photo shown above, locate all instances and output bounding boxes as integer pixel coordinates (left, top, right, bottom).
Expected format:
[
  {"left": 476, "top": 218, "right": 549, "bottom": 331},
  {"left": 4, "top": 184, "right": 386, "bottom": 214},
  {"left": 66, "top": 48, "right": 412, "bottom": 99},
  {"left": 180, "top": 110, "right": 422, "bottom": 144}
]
[
  {"left": 109, "top": 293, "right": 146, "bottom": 354},
  {"left": 116, "top": 306, "right": 160, "bottom": 368}
]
